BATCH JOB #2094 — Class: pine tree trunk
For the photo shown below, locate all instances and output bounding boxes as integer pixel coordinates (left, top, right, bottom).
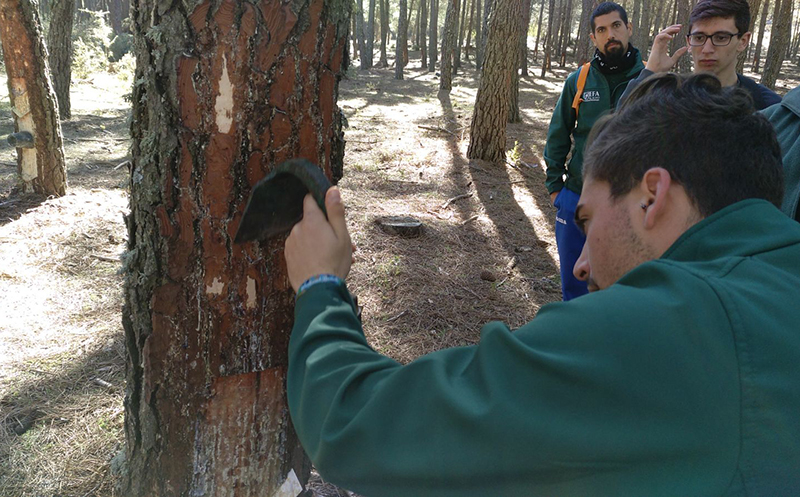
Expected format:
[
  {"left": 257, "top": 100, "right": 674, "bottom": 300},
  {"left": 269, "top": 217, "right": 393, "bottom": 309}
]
[
  {"left": 46, "top": 0, "right": 74, "bottom": 119},
  {"left": 533, "top": 0, "right": 545, "bottom": 59},
  {"left": 519, "top": 0, "right": 532, "bottom": 74},
  {"left": 671, "top": 0, "right": 692, "bottom": 72},
  {"left": 557, "top": 0, "right": 572, "bottom": 66},
  {"left": 380, "top": 0, "right": 390, "bottom": 66},
  {"left": 108, "top": 0, "right": 126, "bottom": 34},
  {"left": 429, "top": 0, "right": 439, "bottom": 70},
  {"left": 404, "top": 0, "right": 414, "bottom": 65},
  {"left": 456, "top": 0, "right": 467, "bottom": 70},
  {"left": 421, "top": 0, "right": 428, "bottom": 68},
  {"left": 465, "top": 0, "right": 476, "bottom": 61},
  {"left": 574, "top": 0, "right": 593, "bottom": 64},
  {"left": 478, "top": 0, "right": 494, "bottom": 68},
  {"left": 753, "top": 0, "right": 770, "bottom": 71},
  {"left": 0, "top": 0, "right": 67, "bottom": 196},
  {"left": 636, "top": 0, "right": 652, "bottom": 56},
  {"left": 352, "top": 14, "right": 360, "bottom": 61},
  {"left": 366, "top": 0, "right": 376, "bottom": 68},
  {"left": 397, "top": 0, "right": 408, "bottom": 77},
  {"left": 736, "top": 0, "right": 762, "bottom": 72},
  {"left": 440, "top": 0, "right": 459, "bottom": 89},
  {"left": 761, "top": 0, "right": 792, "bottom": 88},
  {"left": 540, "top": 0, "right": 556, "bottom": 76},
  {"left": 468, "top": 0, "right": 523, "bottom": 161},
  {"left": 121, "top": 0, "right": 349, "bottom": 493},
  {"left": 357, "top": 0, "right": 369, "bottom": 68}
]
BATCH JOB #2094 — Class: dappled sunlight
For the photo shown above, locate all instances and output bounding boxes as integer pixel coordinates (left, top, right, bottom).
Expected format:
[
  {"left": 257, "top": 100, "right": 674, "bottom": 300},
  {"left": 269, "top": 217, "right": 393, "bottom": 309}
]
[{"left": 0, "top": 188, "right": 128, "bottom": 380}]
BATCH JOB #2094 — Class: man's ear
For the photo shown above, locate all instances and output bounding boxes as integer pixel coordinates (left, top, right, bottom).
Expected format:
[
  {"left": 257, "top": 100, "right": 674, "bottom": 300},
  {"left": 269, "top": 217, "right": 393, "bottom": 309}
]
[
  {"left": 627, "top": 22, "right": 633, "bottom": 36},
  {"left": 639, "top": 167, "right": 673, "bottom": 230},
  {"left": 738, "top": 31, "right": 751, "bottom": 52},
  {"left": 590, "top": 31, "right": 598, "bottom": 47}
]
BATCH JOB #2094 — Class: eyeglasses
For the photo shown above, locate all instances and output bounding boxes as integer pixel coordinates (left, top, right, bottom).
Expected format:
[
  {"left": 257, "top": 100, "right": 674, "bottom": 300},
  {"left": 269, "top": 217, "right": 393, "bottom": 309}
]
[{"left": 687, "top": 31, "right": 742, "bottom": 46}]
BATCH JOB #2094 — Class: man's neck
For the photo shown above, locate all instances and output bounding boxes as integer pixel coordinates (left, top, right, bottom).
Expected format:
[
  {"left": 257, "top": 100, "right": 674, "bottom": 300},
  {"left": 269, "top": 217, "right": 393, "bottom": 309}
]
[{"left": 714, "top": 69, "right": 739, "bottom": 87}]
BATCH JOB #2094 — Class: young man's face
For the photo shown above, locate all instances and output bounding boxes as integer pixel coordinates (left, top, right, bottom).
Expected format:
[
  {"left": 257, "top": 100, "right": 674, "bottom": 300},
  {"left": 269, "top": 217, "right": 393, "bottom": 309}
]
[
  {"left": 689, "top": 17, "right": 750, "bottom": 81},
  {"left": 590, "top": 12, "right": 633, "bottom": 58},
  {"left": 572, "top": 178, "right": 654, "bottom": 292}
]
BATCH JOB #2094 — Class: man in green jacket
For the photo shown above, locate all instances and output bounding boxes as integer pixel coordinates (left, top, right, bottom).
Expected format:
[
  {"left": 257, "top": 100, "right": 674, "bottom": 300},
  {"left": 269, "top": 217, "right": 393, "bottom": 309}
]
[
  {"left": 544, "top": 2, "right": 644, "bottom": 300},
  {"left": 763, "top": 85, "right": 800, "bottom": 221},
  {"left": 283, "top": 74, "right": 800, "bottom": 495}
]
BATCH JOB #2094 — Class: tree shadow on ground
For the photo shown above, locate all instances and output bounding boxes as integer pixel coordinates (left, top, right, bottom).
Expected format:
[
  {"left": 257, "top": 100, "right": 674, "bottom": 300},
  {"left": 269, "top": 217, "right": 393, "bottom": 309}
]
[
  {"left": 0, "top": 329, "right": 125, "bottom": 496},
  {"left": 436, "top": 90, "right": 561, "bottom": 313}
]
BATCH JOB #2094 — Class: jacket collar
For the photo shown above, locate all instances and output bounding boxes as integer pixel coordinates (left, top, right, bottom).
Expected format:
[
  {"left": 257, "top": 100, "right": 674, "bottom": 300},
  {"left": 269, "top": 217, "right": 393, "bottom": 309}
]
[
  {"left": 662, "top": 199, "right": 800, "bottom": 263},
  {"left": 779, "top": 86, "right": 800, "bottom": 116},
  {"left": 591, "top": 47, "right": 644, "bottom": 79}
]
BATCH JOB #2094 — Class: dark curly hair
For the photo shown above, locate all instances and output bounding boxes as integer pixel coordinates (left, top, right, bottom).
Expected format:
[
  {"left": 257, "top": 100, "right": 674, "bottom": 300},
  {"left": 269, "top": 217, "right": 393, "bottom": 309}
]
[{"left": 583, "top": 73, "right": 783, "bottom": 217}]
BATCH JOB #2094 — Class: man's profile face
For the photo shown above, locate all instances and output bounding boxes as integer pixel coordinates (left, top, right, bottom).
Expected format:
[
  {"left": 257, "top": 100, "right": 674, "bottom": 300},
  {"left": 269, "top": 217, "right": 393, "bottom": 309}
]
[
  {"left": 689, "top": 17, "right": 750, "bottom": 79},
  {"left": 572, "top": 178, "right": 653, "bottom": 292},
  {"left": 590, "top": 12, "right": 633, "bottom": 59}
]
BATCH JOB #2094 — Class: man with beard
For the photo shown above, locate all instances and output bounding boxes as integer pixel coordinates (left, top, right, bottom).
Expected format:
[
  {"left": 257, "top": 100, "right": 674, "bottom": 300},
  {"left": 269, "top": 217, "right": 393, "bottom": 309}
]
[
  {"left": 543, "top": 2, "right": 644, "bottom": 300},
  {"left": 622, "top": 0, "right": 780, "bottom": 110}
]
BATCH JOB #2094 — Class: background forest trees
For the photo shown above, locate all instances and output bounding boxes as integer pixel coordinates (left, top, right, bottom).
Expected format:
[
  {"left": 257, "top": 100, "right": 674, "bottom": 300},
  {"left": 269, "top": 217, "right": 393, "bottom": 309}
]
[{"left": 351, "top": 0, "right": 799, "bottom": 90}]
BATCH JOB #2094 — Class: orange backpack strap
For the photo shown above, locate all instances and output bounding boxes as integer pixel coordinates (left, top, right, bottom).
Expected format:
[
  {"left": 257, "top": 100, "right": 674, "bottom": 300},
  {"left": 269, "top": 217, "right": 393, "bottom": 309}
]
[{"left": 571, "top": 62, "right": 591, "bottom": 118}]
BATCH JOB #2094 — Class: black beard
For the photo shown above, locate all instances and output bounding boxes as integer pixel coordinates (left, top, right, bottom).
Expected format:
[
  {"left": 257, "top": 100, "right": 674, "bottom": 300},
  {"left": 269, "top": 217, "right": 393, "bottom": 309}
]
[{"left": 603, "top": 42, "right": 626, "bottom": 65}]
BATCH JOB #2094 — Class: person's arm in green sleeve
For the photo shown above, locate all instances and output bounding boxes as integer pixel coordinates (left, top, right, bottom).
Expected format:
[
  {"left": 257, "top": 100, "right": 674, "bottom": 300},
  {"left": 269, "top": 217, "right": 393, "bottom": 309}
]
[
  {"left": 286, "top": 263, "right": 741, "bottom": 497},
  {"left": 544, "top": 74, "right": 578, "bottom": 199}
]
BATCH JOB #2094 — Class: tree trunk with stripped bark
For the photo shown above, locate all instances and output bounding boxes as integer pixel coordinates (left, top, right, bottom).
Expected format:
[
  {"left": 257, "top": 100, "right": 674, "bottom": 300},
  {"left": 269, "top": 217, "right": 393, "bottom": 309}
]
[
  {"left": 0, "top": 0, "right": 67, "bottom": 196},
  {"left": 121, "top": 0, "right": 349, "bottom": 493}
]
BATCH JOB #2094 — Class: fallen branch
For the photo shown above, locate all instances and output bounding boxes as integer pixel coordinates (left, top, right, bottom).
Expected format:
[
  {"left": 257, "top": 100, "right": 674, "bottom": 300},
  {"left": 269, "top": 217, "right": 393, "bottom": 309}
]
[
  {"left": 418, "top": 125, "right": 457, "bottom": 137},
  {"left": 442, "top": 193, "right": 472, "bottom": 209},
  {"left": 93, "top": 378, "right": 113, "bottom": 389},
  {"left": 462, "top": 215, "right": 479, "bottom": 225},
  {"left": 386, "top": 310, "right": 408, "bottom": 323},
  {"left": 1, "top": 162, "right": 16, "bottom": 167}
]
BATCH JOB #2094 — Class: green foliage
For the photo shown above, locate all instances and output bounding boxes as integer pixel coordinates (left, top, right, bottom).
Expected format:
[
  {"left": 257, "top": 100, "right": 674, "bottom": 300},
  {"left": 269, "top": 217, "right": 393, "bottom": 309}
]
[
  {"left": 71, "top": 9, "right": 112, "bottom": 79},
  {"left": 507, "top": 141, "right": 523, "bottom": 166},
  {"left": 109, "top": 33, "right": 133, "bottom": 62}
]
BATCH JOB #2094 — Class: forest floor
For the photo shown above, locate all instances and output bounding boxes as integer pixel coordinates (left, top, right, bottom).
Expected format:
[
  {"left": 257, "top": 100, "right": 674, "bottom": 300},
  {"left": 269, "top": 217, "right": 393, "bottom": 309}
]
[{"left": 0, "top": 51, "right": 797, "bottom": 496}]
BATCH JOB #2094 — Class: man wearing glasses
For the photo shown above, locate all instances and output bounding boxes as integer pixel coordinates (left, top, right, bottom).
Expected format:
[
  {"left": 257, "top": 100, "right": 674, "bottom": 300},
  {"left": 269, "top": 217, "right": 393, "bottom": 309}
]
[{"left": 622, "top": 0, "right": 780, "bottom": 109}]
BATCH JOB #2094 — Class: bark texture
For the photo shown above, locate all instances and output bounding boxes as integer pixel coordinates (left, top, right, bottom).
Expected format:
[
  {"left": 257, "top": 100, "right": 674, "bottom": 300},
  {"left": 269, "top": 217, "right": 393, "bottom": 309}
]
[
  {"left": 0, "top": 0, "right": 67, "bottom": 196},
  {"left": 737, "top": 0, "right": 762, "bottom": 73},
  {"left": 574, "top": 0, "right": 593, "bottom": 65},
  {"left": 761, "top": 0, "right": 792, "bottom": 88},
  {"left": 122, "top": 0, "right": 349, "bottom": 494},
  {"left": 467, "top": 0, "right": 522, "bottom": 161},
  {"left": 379, "top": 0, "right": 390, "bottom": 66},
  {"left": 46, "top": 0, "right": 74, "bottom": 119},
  {"left": 396, "top": 0, "right": 408, "bottom": 78},
  {"left": 366, "top": 0, "right": 376, "bottom": 67},
  {"left": 420, "top": 0, "right": 428, "bottom": 68},
  {"left": 439, "top": 0, "right": 459, "bottom": 90},
  {"left": 753, "top": 0, "right": 770, "bottom": 71},
  {"left": 429, "top": 0, "right": 439, "bottom": 70},
  {"left": 357, "top": 0, "right": 369, "bottom": 68},
  {"left": 671, "top": 0, "right": 692, "bottom": 73}
]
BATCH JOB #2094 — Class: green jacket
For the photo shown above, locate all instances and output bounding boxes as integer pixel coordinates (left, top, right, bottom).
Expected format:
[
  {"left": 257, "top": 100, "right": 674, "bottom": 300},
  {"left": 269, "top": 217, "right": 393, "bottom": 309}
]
[
  {"left": 288, "top": 199, "right": 800, "bottom": 497},
  {"left": 544, "top": 54, "right": 644, "bottom": 195},
  {"left": 763, "top": 86, "right": 800, "bottom": 220}
]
